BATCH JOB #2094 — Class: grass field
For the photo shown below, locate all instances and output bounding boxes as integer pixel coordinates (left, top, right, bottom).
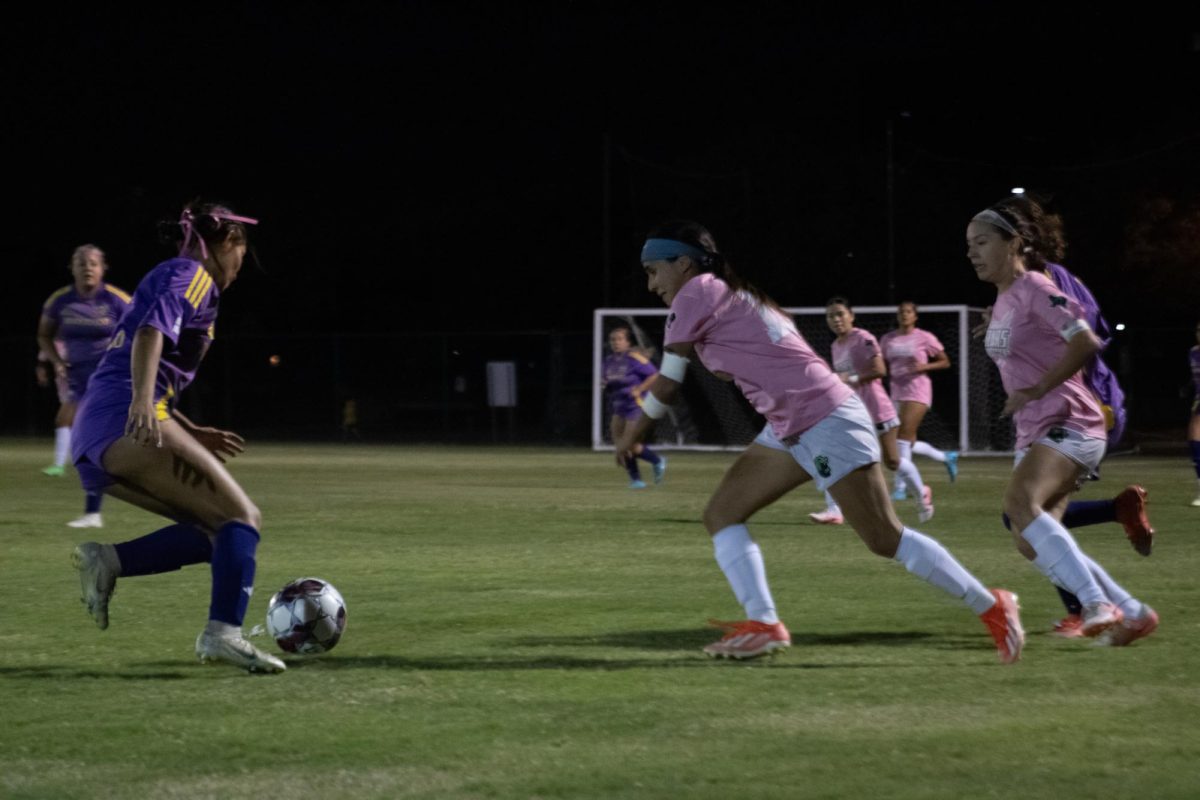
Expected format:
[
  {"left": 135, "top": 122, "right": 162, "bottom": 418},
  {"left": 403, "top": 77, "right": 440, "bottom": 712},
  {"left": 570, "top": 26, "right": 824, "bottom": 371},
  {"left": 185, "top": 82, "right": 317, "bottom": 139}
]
[{"left": 2, "top": 438, "right": 1199, "bottom": 799}]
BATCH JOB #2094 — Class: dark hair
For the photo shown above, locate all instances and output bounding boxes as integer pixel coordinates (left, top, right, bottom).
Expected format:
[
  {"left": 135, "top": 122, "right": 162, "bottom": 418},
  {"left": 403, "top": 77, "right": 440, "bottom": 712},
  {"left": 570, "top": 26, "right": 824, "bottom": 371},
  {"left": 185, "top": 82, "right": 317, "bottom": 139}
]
[
  {"left": 159, "top": 199, "right": 250, "bottom": 252},
  {"left": 826, "top": 295, "right": 852, "bottom": 310},
  {"left": 984, "top": 196, "right": 1067, "bottom": 271},
  {"left": 608, "top": 325, "right": 632, "bottom": 341},
  {"left": 646, "top": 219, "right": 778, "bottom": 309}
]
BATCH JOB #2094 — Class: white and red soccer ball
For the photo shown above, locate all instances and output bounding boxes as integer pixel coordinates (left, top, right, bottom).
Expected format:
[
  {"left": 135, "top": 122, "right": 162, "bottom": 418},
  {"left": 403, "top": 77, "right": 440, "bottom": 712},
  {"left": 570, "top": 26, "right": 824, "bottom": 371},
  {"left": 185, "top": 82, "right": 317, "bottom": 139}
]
[{"left": 265, "top": 577, "right": 347, "bottom": 655}]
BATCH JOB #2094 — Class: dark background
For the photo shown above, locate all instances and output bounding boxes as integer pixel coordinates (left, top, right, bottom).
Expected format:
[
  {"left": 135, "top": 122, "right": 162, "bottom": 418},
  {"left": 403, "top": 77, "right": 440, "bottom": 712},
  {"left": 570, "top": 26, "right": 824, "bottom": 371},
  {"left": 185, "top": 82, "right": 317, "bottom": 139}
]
[{"left": 3, "top": 3, "right": 1198, "bottom": 443}]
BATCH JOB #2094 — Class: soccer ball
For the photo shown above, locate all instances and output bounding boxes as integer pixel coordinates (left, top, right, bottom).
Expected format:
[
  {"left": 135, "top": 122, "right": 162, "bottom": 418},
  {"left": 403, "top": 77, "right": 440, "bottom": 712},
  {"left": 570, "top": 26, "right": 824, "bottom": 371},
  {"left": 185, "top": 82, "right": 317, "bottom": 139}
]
[{"left": 265, "top": 577, "right": 347, "bottom": 655}]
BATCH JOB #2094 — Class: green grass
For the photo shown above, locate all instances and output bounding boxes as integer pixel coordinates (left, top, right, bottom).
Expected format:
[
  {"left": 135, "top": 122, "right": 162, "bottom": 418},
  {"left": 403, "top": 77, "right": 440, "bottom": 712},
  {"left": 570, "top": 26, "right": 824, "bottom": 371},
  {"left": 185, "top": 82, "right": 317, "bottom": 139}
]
[{"left": 2, "top": 439, "right": 1198, "bottom": 799}]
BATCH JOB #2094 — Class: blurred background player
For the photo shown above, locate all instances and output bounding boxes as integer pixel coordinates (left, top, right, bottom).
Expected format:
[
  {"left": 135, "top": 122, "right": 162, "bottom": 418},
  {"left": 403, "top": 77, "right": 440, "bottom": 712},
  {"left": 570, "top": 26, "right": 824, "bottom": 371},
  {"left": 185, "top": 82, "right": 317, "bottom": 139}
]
[
  {"left": 70, "top": 200, "right": 285, "bottom": 673},
  {"left": 1190, "top": 322, "right": 1200, "bottom": 506},
  {"left": 881, "top": 301, "right": 958, "bottom": 501},
  {"left": 617, "top": 220, "right": 1023, "bottom": 664},
  {"left": 603, "top": 325, "right": 665, "bottom": 488},
  {"left": 811, "top": 297, "right": 932, "bottom": 524},
  {"left": 970, "top": 198, "right": 1157, "bottom": 647},
  {"left": 36, "top": 244, "right": 131, "bottom": 527}
]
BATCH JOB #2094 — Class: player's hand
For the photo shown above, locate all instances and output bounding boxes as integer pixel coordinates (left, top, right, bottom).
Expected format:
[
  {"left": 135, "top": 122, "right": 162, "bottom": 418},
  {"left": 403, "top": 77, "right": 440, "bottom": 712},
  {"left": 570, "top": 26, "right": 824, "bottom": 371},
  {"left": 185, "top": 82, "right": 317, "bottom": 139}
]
[
  {"left": 1001, "top": 385, "right": 1042, "bottom": 417},
  {"left": 190, "top": 426, "right": 246, "bottom": 463},
  {"left": 125, "top": 399, "right": 162, "bottom": 448},
  {"left": 972, "top": 307, "right": 993, "bottom": 340}
]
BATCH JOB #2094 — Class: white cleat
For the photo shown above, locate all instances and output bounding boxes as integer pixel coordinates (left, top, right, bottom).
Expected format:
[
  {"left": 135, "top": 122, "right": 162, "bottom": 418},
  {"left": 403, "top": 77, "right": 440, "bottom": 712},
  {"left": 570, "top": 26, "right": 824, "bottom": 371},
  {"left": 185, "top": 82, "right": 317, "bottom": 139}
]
[
  {"left": 917, "top": 485, "right": 935, "bottom": 523},
  {"left": 196, "top": 630, "right": 286, "bottom": 673},
  {"left": 808, "top": 509, "right": 844, "bottom": 525},
  {"left": 67, "top": 513, "right": 104, "bottom": 529},
  {"left": 71, "top": 542, "right": 118, "bottom": 630}
]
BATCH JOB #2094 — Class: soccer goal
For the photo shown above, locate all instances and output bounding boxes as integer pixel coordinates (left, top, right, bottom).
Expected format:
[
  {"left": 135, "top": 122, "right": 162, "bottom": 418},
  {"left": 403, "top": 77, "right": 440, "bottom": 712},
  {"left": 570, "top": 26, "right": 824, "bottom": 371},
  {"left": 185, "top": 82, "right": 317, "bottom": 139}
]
[{"left": 592, "top": 305, "right": 1013, "bottom": 455}]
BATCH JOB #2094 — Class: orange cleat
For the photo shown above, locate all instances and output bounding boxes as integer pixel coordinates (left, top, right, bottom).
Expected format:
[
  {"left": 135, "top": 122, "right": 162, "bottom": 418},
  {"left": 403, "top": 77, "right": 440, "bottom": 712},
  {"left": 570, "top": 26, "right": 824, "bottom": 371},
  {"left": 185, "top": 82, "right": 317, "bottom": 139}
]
[
  {"left": 980, "top": 589, "right": 1025, "bottom": 664},
  {"left": 702, "top": 619, "right": 791, "bottom": 660},
  {"left": 1113, "top": 485, "right": 1154, "bottom": 557}
]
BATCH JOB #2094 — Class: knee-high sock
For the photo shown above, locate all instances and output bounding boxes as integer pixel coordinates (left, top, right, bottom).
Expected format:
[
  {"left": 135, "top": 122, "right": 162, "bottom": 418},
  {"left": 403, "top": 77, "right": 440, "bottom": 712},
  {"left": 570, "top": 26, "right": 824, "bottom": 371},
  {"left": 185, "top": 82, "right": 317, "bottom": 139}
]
[
  {"left": 1077, "top": 551, "right": 1144, "bottom": 619},
  {"left": 824, "top": 490, "right": 841, "bottom": 515},
  {"left": 113, "top": 523, "right": 213, "bottom": 576},
  {"left": 912, "top": 441, "right": 947, "bottom": 462},
  {"left": 712, "top": 524, "right": 779, "bottom": 624},
  {"left": 894, "top": 528, "right": 995, "bottom": 614},
  {"left": 625, "top": 457, "right": 642, "bottom": 481},
  {"left": 897, "top": 458, "right": 926, "bottom": 500},
  {"left": 1002, "top": 512, "right": 1085, "bottom": 614},
  {"left": 637, "top": 446, "right": 661, "bottom": 465},
  {"left": 84, "top": 491, "right": 104, "bottom": 514},
  {"left": 1061, "top": 500, "right": 1116, "bottom": 528},
  {"left": 1190, "top": 440, "right": 1200, "bottom": 479},
  {"left": 209, "top": 522, "right": 260, "bottom": 626},
  {"left": 1019, "top": 513, "right": 1105, "bottom": 606},
  {"left": 54, "top": 426, "right": 71, "bottom": 467},
  {"left": 894, "top": 441, "right": 911, "bottom": 493}
]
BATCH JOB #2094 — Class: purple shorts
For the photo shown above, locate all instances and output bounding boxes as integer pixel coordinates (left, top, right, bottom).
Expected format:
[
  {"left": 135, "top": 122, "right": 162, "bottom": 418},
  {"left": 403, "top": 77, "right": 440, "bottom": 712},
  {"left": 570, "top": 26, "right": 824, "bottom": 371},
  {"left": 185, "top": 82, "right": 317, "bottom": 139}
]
[
  {"left": 56, "top": 363, "right": 96, "bottom": 405},
  {"left": 71, "top": 389, "right": 130, "bottom": 493},
  {"left": 610, "top": 400, "right": 643, "bottom": 422}
]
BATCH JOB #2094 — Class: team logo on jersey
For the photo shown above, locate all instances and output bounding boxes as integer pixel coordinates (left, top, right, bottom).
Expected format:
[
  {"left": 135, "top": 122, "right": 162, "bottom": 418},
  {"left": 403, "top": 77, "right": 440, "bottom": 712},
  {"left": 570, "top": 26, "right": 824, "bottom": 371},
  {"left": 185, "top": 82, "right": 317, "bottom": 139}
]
[
  {"left": 1049, "top": 295, "right": 1068, "bottom": 308},
  {"left": 814, "top": 455, "right": 832, "bottom": 478},
  {"left": 1047, "top": 427, "right": 1068, "bottom": 443},
  {"left": 172, "top": 316, "right": 182, "bottom": 336}
]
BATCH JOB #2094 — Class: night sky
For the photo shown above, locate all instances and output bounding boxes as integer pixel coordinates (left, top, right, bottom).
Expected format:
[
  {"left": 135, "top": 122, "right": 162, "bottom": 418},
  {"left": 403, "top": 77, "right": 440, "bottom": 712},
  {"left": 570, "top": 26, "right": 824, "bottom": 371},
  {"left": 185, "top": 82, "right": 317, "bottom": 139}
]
[{"left": 5, "top": 4, "right": 1200, "bottom": 340}]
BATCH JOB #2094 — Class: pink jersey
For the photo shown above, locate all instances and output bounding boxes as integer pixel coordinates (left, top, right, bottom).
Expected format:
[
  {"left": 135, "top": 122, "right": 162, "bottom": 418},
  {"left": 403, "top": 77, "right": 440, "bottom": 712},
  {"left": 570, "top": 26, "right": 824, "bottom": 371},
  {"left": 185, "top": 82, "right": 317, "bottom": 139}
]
[
  {"left": 831, "top": 328, "right": 896, "bottom": 425},
  {"left": 880, "top": 327, "right": 944, "bottom": 406},
  {"left": 984, "top": 270, "right": 1106, "bottom": 449},
  {"left": 664, "top": 273, "right": 852, "bottom": 439}
]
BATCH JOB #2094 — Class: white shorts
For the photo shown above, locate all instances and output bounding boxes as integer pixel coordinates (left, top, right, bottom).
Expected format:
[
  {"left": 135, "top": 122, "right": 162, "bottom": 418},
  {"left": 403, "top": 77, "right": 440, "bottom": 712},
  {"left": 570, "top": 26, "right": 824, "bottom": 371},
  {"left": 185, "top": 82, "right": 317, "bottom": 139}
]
[
  {"left": 1014, "top": 425, "right": 1106, "bottom": 486},
  {"left": 754, "top": 395, "right": 881, "bottom": 491}
]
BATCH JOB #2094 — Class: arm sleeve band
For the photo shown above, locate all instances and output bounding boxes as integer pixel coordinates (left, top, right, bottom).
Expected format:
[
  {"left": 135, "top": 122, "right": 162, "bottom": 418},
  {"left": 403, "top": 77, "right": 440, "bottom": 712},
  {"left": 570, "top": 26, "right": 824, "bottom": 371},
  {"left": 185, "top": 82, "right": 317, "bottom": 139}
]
[
  {"left": 659, "top": 352, "right": 689, "bottom": 382},
  {"left": 640, "top": 392, "right": 668, "bottom": 420},
  {"left": 1060, "top": 319, "right": 1090, "bottom": 342}
]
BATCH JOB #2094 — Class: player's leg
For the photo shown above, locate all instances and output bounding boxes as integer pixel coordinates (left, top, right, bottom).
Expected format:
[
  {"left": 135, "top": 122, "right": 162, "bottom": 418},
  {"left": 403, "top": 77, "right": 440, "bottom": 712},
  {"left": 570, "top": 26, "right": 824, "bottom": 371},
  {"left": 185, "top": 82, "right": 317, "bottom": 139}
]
[
  {"left": 45, "top": 399, "right": 77, "bottom": 476},
  {"left": 1189, "top": 404, "right": 1200, "bottom": 507},
  {"left": 611, "top": 415, "right": 645, "bottom": 488},
  {"left": 896, "top": 401, "right": 932, "bottom": 519}
]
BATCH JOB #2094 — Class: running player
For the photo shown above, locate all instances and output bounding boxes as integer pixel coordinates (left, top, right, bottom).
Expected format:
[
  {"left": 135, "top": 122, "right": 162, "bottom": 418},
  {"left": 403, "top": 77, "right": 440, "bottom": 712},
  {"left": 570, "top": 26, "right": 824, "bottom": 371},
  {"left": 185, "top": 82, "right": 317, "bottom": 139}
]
[
  {"left": 36, "top": 244, "right": 131, "bottom": 527},
  {"left": 603, "top": 326, "right": 666, "bottom": 488},
  {"left": 970, "top": 200, "right": 1157, "bottom": 647},
  {"left": 70, "top": 200, "right": 285, "bottom": 672},
  {"left": 1190, "top": 322, "right": 1200, "bottom": 507},
  {"left": 616, "top": 220, "right": 1024, "bottom": 663}
]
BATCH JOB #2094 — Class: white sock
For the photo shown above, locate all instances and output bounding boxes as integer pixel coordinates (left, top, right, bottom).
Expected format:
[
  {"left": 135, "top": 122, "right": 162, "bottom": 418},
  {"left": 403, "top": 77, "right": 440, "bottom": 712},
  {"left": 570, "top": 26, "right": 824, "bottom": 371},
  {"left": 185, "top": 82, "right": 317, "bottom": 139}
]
[
  {"left": 1077, "top": 552, "right": 1143, "bottom": 619},
  {"left": 824, "top": 491, "right": 841, "bottom": 515},
  {"left": 913, "top": 441, "right": 947, "bottom": 462},
  {"left": 54, "top": 426, "right": 71, "bottom": 467},
  {"left": 897, "top": 458, "right": 926, "bottom": 502},
  {"left": 1020, "top": 513, "right": 1106, "bottom": 605},
  {"left": 712, "top": 524, "right": 779, "bottom": 624},
  {"left": 894, "top": 528, "right": 995, "bottom": 614},
  {"left": 895, "top": 441, "right": 912, "bottom": 493}
]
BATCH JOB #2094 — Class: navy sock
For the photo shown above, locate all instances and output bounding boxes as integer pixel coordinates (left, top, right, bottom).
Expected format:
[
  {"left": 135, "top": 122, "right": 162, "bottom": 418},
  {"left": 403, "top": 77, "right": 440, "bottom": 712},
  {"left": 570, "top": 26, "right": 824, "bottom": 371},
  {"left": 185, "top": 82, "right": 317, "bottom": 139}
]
[
  {"left": 113, "top": 523, "right": 213, "bottom": 577},
  {"left": 1057, "top": 586, "right": 1083, "bottom": 616},
  {"left": 209, "top": 522, "right": 260, "bottom": 626},
  {"left": 625, "top": 458, "right": 642, "bottom": 481},
  {"left": 1061, "top": 500, "right": 1116, "bottom": 529},
  {"left": 1191, "top": 440, "right": 1200, "bottom": 479},
  {"left": 85, "top": 491, "right": 103, "bottom": 514},
  {"left": 638, "top": 446, "right": 662, "bottom": 466}
]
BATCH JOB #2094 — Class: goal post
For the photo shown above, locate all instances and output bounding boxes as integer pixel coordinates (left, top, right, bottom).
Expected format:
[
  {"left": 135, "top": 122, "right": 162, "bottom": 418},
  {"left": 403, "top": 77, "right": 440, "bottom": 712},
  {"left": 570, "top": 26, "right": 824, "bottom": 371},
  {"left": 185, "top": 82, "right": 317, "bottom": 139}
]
[{"left": 593, "top": 305, "right": 1013, "bottom": 455}]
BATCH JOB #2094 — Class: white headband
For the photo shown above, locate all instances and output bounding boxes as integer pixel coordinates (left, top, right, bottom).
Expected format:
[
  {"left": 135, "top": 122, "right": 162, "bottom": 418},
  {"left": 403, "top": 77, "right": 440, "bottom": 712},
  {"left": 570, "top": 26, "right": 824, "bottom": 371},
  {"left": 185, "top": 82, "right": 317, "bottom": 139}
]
[{"left": 972, "top": 209, "right": 1019, "bottom": 238}]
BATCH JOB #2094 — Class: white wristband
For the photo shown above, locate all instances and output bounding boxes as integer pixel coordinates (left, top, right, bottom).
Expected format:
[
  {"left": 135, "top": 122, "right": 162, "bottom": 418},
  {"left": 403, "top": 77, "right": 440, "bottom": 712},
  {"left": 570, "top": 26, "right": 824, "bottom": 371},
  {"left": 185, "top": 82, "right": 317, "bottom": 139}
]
[
  {"left": 660, "top": 352, "right": 689, "bottom": 382},
  {"left": 848, "top": 373, "right": 860, "bottom": 386},
  {"left": 640, "top": 392, "right": 668, "bottom": 419}
]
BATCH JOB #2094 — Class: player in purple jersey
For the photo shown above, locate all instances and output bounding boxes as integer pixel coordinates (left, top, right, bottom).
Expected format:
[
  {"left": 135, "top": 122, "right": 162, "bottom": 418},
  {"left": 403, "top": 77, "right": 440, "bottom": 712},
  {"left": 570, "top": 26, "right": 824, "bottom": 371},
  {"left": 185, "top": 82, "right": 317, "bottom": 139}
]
[
  {"left": 881, "top": 301, "right": 958, "bottom": 501},
  {"left": 69, "top": 201, "right": 285, "bottom": 673},
  {"left": 615, "top": 220, "right": 1024, "bottom": 664},
  {"left": 1189, "top": 323, "right": 1200, "bottom": 507},
  {"left": 969, "top": 199, "right": 1157, "bottom": 647},
  {"left": 973, "top": 196, "right": 1154, "bottom": 639},
  {"left": 603, "top": 326, "right": 666, "bottom": 488},
  {"left": 35, "top": 245, "right": 131, "bottom": 527}
]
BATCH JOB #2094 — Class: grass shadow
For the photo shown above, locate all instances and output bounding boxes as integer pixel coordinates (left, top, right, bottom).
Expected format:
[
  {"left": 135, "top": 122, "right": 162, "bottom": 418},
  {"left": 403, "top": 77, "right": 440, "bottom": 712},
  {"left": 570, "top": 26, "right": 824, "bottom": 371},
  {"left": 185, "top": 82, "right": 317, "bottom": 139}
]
[
  {"left": 0, "top": 665, "right": 190, "bottom": 680},
  {"left": 510, "top": 628, "right": 939, "bottom": 651},
  {"left": 280, "top": 654, "right": 891, "bottom": 672}
]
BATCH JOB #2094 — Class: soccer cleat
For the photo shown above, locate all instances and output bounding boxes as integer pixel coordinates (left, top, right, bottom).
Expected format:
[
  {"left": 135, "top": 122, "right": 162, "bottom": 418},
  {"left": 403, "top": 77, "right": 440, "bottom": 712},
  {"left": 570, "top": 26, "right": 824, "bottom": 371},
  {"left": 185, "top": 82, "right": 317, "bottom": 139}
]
[
  {"left": 1080, "top": 602, "right": 1123, "bottom": 637},
  {"left": 1050, "top": 614, "right": 1085, "bottom": 638},
  {"left": 980, "top": 589, "right": 1025, "bottom": 664},
  {"left": 196, "top": 630, "right": 286, "bottom": 673},
  {"left": 67, "top": 513, "right": 103, "bottom": 529},
  {"left": 891, "top": 487, "right": 908, "bottom": 501},
  {"left": 42, "top": 465, "right": 65, "bottom": 477},
  {"left": 1094, "top": 606, "right": 1159, "bottom": 647},
  {"left": 629, "top": 479, "right": 647, "bottom": 490},
  {"left": 702, "top": 619, "right": 791, "bottom": 659},
  {"left": 1113, "top": 485, "right": 1154, "bottom": 556},
  {"left": 808, "top": 509, "right": 844, "bottom": 525},
  {"left": 653, "top": 457, "right": 668, "bottom": 485},
  {"left": 945, "top": 451, "right": 959, "bottom": 482},
  {"left": 917, "top": 485, "right": 934, "bottom": 523},
  {"left": 71, "top": 542, "right": 118, "bottom": 630}
]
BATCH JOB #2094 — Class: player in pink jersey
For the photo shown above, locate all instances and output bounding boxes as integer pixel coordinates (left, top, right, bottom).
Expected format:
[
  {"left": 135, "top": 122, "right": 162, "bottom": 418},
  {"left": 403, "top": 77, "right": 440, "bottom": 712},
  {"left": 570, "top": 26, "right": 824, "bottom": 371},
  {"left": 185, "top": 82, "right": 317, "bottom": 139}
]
[
  {"left": 970, "top": 200, "right": 1157, "bottom": 647},
  {"left": 614, "top": 220, "right": 1024, "bottom": 663},
  {"left": 880, "top": 302, "right": 958, "bottom": 500},
  {"left": 810, "top": 297, "right": 933, "bottom": 524}
]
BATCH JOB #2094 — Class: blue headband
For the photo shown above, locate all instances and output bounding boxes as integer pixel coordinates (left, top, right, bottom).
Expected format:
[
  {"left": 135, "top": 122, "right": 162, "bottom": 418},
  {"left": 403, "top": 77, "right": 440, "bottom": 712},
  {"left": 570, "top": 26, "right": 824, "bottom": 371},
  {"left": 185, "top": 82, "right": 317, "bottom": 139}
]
[{"left": 640, "top": 238, "right": 710, "bottom": 265}]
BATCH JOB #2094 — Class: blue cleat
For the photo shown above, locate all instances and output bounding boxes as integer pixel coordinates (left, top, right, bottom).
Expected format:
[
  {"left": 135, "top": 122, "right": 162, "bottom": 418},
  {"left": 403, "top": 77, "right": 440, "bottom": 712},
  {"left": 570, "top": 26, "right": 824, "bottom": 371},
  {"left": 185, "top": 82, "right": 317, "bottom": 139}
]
[
  {"left": 891, "top": 487, "right": 908, "bottom": 501},
  {"left": 629, "top": 479, "right": 648, "bottom": 490},
  {"left": 653, "top": 457, "right": 668, "bottom": 485},
  {"left": 945, "top": 451, "right": 959, "bottom": 483}
]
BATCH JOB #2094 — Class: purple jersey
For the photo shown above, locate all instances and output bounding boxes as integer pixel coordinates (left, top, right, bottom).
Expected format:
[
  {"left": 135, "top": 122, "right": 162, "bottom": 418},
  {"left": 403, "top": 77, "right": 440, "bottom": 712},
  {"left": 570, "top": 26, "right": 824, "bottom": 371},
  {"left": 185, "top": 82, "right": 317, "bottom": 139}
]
[
  {"left": 604, "top": 350, "right": 658, "bottom": 419},
  {"left": 87, "top": 258, "right": 220, "bottom": 406},
  {"left": 1190, "top": 346, "right": 1200, "bottom": 398},
  {"left": 40, "top": 283, "right": 132, "bottom": 385},
  {"left": 1044, "top": 263, "right": 1126, "bottom": 444}
]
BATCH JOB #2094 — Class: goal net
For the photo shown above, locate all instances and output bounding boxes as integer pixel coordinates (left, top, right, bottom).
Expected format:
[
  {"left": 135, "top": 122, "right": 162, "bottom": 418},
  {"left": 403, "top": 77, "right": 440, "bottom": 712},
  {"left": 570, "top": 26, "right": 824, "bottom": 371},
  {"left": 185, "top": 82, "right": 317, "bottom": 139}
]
[{"left": 593, "top": 305, "right": 1013, "bottom": 455}]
